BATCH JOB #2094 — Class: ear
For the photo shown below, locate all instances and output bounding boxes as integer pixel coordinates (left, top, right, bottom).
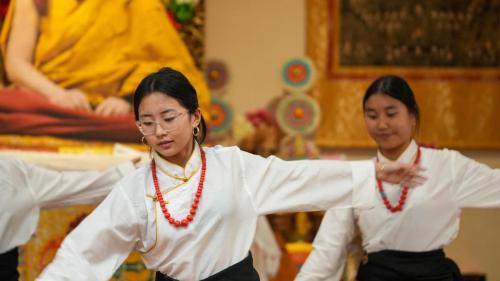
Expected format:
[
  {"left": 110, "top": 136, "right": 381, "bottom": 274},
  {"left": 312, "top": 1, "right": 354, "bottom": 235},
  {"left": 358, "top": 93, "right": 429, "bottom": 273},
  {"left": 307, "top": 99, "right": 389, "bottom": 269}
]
[
  {"left": 191, "top": 108, "right": 202, "bottom": 128},
  {"left": 410, "top": 113, "right": 417, "bottom": 130}
]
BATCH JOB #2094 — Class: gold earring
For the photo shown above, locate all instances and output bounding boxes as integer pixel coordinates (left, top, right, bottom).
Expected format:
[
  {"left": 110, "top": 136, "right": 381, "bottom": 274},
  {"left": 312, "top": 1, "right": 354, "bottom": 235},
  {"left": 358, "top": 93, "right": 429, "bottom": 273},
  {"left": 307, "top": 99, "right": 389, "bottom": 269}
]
[{"left": 193, "top": 126, "right": 200, "bottom": 137}]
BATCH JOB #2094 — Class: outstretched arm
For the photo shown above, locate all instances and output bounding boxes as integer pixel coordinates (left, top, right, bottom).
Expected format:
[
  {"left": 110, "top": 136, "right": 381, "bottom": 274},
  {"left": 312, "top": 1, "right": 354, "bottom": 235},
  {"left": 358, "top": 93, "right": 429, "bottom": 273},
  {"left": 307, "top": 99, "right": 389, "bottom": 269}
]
[
  {"left": 451, "top": 151, "right": 500, "bottom": 208},
  {"left": 240, "top": 149, "right": 376, "bottom": 214},
  {"left": 239, "top": 148, "right": 424, "bottom": 215},
  {"left": 17, "top": 157, "right": 135, "bottom": 208},
  {"left": 36, "top": 184, "right": 140, "bottom": 280}
]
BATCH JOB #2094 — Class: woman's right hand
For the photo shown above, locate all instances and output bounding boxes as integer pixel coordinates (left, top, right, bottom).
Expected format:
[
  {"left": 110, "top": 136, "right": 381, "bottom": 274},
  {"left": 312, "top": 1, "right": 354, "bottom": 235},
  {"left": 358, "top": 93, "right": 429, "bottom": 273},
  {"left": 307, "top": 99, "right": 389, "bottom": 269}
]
[
  {"left": 48, "top": 88, "right": 92, "bottom": 111},
  {"left": 375, "top": 161, "right": 426, "bottom": 187}
]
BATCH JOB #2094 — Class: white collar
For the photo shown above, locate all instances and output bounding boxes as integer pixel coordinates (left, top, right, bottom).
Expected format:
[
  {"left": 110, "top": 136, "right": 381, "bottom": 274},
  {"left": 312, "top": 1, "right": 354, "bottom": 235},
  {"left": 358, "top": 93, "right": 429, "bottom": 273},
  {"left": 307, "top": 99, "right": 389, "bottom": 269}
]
[
  {"left": 377, "top": 140, "right": 418, "bottom": 164},
  {"left": 152, "top": 142, "right": 201, "bottom": 182}
]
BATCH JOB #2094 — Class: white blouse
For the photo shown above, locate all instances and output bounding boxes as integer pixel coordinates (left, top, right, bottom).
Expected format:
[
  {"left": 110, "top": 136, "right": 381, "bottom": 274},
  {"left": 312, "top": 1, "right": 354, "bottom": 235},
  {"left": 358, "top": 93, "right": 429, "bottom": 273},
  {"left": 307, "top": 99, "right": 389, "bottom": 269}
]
[
  {"left": 0, "top": 155, "right": 134, "bottom": 254},
  {"left": 296, "top": 140, "right": 500, "bottom": 281},
  {"left": 38, "top": 144, "right": 376, "bottom": 281}
]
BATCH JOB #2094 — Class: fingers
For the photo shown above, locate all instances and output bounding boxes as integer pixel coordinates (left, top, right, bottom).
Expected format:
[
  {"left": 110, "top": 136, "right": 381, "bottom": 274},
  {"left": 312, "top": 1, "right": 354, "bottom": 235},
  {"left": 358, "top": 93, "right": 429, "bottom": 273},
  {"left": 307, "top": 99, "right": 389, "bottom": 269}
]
[
  {"left": 95, "top": 102, "right": 119, "bottom": 116},
  {"left": 94, "top": 102, "right": 111, "bottom": 116},
  {"left": 410, "top": 164, "right": 426, "bottom": 174},
  {"left": 76, "top": 94, "right": 92, "bottom": 111},
  {"left": 95, "top": 97, "right": 131, "bottom": 116},
  {"left": 378, "top": 161, "right": 427, "bottom": 186},
  {"left": 55, "top": 89, "right": 91, "bottom": 111},
  {"left": 401, "top": 175, "right": 427, "bottom": 188},
  {"left": 70, "top": 94, "right": 91, "bottom": 111}
]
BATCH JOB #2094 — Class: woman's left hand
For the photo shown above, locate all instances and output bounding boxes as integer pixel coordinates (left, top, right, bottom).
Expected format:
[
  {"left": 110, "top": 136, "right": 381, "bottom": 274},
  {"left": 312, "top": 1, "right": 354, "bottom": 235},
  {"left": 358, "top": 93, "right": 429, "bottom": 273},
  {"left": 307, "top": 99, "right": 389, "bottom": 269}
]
[
  {"left": 376, "top": 161, "right": 426, "bottom": 187},
  {"left": 94, "top": 97, "right": 132, "bottom": 116}
]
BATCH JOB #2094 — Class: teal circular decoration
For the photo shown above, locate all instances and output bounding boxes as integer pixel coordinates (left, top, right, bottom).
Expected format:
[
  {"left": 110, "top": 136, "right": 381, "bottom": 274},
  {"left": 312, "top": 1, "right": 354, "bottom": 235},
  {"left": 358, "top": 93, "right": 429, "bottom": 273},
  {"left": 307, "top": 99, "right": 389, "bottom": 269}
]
[
  {"left": 208, "top": 98, "right": 233, "bottom": 136},
  {"left": 281, "top": 57, "right": 317, "bottom": 93},
  {"left": 276, "top": 94, "right": 320, "bottom": 135}
]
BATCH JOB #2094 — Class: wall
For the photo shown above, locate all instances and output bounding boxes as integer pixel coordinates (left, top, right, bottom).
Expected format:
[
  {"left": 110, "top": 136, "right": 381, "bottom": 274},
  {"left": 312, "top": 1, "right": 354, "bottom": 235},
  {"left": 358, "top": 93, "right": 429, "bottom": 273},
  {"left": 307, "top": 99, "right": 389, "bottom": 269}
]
[
  {"left": 206, "top": 1, "right": 500, "bottom": 280},
  {"left": 206, "top": 0, "right": 305, "bottom": 113}
]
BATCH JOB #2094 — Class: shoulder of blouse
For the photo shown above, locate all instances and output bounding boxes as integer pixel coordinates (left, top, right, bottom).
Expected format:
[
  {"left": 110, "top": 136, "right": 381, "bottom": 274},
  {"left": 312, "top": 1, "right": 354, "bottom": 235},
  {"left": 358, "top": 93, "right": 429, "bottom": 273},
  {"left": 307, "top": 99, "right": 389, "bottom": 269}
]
[
  {"left": 420, "top": 145, "right": 456, "bottom": 160},
  {"left": 116, "top": 164, "right": 149, "bottom": 196},
  {"left": 420, "top": 147, "right": 466, "bottom": 183},
  {"left": 203, "top": 144, "right": 240, "bottom": 154}
]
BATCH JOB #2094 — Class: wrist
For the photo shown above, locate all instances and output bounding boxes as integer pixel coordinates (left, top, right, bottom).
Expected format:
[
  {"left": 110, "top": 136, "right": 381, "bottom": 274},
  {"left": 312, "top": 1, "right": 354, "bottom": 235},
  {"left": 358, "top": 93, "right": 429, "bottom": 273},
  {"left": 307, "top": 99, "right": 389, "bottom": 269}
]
[{"left": 43, "top": 84, "right": 65, "bottom": 99}]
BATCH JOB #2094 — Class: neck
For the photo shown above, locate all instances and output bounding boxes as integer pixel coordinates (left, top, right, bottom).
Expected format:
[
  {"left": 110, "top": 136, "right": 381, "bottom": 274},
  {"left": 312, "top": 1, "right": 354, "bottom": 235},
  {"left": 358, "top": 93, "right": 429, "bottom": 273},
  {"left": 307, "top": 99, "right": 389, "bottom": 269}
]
[
  {"left": 161, "top": 140, "right": 195, "bottom": 168},
  {"left": 379, "top": 140, "right": 412, "bottom": 161}
]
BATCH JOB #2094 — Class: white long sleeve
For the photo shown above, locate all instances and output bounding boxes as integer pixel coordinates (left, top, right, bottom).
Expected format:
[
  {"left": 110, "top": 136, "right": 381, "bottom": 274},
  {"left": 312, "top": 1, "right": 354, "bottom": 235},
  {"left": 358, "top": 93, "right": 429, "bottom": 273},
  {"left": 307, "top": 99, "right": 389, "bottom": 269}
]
[
  {"left": 295, "top": 209, "right": 356, "bottom": 281},
  {"left": 239, "top": 150, "right": 376, "bottom": 215},
  {"left": 0, "top": 155, "right": 134, "bottom": 254},
  {"left": 37, "top": 184, "right": 141, "bottom": 281},
  {"left": 450, "top": 151, "right": 500, "bottom": 208}
]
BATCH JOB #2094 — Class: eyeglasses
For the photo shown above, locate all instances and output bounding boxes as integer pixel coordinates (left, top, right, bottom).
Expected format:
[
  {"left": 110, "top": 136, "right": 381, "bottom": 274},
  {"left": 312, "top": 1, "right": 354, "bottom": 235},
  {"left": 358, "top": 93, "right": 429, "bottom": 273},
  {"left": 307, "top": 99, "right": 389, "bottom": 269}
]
[{"left": 136, "top": 111, "right": 188, "bottom": 136}]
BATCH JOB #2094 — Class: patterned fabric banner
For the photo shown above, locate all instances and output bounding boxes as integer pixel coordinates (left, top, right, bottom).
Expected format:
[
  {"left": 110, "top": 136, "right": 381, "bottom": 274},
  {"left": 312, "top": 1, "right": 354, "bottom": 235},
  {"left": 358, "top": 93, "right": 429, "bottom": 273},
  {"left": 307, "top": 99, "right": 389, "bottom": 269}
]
[{"left": 307, "top": 0, "right": 500, "bottom": 148}]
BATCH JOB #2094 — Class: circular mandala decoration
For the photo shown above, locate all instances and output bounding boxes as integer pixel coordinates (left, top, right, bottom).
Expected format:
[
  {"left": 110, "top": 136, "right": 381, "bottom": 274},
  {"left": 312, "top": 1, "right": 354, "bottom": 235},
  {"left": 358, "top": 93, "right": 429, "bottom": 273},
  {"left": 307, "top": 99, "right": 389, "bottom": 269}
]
[
  {"left": 208, "top": 98, "right": 233, "bottom": 136},
  {"left": 205, "top": 61, "right": 229, "bottom": 90},
  {"left": 281, "top": 57, "right": 317, "bottom": 93},
  {"left": 276, "top": 94, "right": 320, "bottom": 135}
]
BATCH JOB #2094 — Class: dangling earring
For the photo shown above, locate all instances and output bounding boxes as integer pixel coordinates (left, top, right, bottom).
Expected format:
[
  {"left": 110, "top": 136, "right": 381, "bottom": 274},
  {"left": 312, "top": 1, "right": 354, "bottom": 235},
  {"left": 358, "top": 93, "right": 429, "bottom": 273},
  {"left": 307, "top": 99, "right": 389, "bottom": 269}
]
[
  {"left": 193, "top": 126, "right": 200, "bottom": 137},
  {"left": 141, "top": 136, "right": 147, "bottom": 146}
]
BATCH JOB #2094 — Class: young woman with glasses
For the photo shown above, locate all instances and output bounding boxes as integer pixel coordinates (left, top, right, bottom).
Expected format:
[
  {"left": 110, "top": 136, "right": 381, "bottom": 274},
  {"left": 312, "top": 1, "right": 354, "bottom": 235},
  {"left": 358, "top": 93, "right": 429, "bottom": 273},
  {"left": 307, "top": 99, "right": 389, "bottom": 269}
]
[{"left": 37, "top": 69, "right": 425, "bottom": 281}]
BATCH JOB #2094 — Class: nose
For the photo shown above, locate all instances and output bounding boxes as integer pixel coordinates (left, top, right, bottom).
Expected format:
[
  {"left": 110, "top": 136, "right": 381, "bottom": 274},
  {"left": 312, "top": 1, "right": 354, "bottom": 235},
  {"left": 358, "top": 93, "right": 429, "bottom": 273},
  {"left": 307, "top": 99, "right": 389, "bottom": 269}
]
[
  {"left": 155, "top": 122, "right": 168, "bottom": 136},
  {"left": 376, "top": 116, "right": 389, "bottom": 130}
]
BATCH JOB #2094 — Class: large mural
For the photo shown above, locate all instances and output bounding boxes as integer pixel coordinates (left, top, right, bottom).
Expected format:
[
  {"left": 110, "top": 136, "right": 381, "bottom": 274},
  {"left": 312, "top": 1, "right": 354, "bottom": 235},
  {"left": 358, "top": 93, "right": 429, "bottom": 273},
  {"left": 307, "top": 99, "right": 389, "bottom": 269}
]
[{"left": 308, "top": 0, "right": 500, "bottom": 148}]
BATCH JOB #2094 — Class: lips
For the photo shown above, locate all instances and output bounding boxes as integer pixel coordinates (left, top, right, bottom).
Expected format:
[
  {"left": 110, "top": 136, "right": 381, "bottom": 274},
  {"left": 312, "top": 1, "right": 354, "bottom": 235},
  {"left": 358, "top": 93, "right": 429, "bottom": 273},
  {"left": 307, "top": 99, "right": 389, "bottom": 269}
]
[
  {"left": 158, "top": 140, "right": 174, "bottom": 149},
  {"left": 376, "top": 133, "right": 392, "bottom": 140}
]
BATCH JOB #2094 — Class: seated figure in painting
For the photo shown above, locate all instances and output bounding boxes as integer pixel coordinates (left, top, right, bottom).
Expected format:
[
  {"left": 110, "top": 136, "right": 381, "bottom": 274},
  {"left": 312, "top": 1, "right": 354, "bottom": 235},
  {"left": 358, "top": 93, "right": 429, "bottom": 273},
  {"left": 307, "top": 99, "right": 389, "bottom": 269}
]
[{"left": 0, "top": 0, "right": 210, "bottom": 142}]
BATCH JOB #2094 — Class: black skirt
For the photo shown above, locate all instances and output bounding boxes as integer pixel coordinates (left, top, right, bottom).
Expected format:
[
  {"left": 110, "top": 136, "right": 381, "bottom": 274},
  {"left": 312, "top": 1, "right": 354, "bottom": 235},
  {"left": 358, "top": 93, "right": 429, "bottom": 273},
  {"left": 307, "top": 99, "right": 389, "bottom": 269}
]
[
  {"left": 0, "top": 247, "right": 19, "bottom": 281},
  {"left": 357, "top": 249, "right": 464, "bottom": 281},
  {"left": 156, "top": 254, "right": 260, "bottom": 281}
]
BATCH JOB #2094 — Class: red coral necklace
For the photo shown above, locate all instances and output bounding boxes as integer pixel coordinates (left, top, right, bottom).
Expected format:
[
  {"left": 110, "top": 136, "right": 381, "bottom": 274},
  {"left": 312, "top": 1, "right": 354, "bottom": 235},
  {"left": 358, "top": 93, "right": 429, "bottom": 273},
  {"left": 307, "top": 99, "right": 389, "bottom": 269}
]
[
  {"left": 151, "top": 147, "right": 206, "bottom": 227},
  {"left": 377, "top": 146, "right": 421, "bottom": 213}
]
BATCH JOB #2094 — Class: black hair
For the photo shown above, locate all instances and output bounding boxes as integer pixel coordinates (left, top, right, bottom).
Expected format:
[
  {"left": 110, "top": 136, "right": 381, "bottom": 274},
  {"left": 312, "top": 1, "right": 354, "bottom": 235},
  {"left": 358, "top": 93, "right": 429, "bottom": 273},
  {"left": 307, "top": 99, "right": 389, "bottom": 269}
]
[
  {"left": 363, "top": 75, "right": 420, "bottom": 128},
  {"left": 133, "top": 67, "right": 207, "bottom": 143}
]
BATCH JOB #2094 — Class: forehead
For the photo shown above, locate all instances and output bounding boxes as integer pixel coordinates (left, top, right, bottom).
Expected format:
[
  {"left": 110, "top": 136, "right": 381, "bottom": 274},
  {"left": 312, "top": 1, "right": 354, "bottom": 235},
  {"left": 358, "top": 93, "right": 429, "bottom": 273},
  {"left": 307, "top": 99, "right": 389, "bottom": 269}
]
[
  {"left": 138, "top": 92, "right": 184, "bottom": 114},
  {"left": 365, "top": 93, "right": 405, "bottom": 110}
]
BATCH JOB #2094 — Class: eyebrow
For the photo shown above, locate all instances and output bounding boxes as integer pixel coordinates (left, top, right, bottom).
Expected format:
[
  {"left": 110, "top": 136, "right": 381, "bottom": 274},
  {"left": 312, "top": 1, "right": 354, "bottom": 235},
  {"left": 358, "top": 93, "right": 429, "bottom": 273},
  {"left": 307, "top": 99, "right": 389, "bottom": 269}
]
[
  {"left": 365, "top": 105, "right": 397, "bottom": 110},
  {"left": 139, "top": 109, "right": 177, "bottom": 118}
]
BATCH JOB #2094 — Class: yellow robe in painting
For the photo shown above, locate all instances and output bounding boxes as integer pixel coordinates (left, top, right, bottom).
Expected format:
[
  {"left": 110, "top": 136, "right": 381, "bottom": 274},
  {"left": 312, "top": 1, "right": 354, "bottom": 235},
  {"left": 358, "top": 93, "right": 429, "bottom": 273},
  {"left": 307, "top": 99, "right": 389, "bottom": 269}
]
[{"left": 1, "top": 0, "right": 210, "bottom": 116}]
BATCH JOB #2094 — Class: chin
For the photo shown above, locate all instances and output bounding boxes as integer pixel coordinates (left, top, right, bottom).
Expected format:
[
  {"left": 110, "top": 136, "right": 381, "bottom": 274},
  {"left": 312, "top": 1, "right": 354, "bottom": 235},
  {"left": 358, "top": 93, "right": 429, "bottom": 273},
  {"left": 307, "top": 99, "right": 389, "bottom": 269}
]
[
  {"left": 381, "top": 141, "right": 409, "bottom": 153},
  {"left": 376, "top": 139, "right": 398, "bottom": 151},
  {"left": 155, "top": 147, "right": 179, "bottom": 158}
]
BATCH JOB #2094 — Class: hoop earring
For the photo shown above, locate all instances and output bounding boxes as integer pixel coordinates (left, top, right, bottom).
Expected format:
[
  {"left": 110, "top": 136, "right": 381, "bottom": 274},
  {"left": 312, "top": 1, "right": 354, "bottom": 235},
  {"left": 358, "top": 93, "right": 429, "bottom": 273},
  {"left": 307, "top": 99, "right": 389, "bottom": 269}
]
[
  {"left": 193, "top": 126, "right": 200, "bottom": 137},
  {"left": 141, "top": 136, "right": 148, "bottom": 146}
]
